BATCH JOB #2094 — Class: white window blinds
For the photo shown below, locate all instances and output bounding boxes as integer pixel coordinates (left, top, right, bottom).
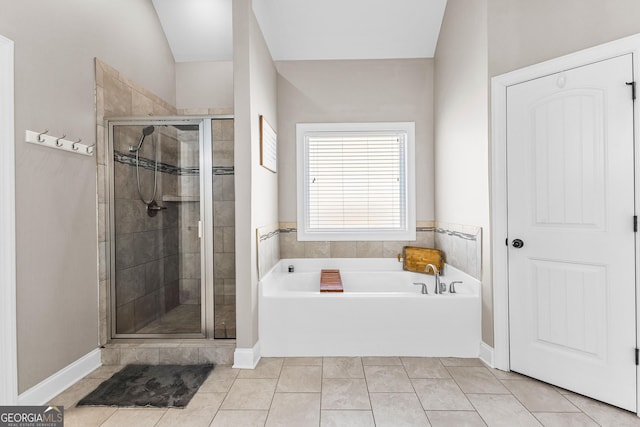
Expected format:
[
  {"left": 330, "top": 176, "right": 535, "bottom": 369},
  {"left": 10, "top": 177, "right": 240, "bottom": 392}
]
[
  {"left": 297, "top": 123, "right": 416, "bottom": 241},
  {"left": 306, "top": 133, "right": 406, "bottom": 230}
]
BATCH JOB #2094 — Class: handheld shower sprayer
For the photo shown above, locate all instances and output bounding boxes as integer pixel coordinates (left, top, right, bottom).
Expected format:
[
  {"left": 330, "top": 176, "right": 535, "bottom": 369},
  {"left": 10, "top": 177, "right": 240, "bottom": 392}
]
[
  {"left": 128, "top": 125, "right": 163, "bottom": 215},
  {"left": 129, "top": 126, "right": 155, "bottom": 153}
]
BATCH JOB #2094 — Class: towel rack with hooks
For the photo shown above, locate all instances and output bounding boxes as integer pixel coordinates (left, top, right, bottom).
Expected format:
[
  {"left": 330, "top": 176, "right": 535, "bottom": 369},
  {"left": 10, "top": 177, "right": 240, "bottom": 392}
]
[{"left": 25, "top": 129, "right": 95, "bottom": 156}]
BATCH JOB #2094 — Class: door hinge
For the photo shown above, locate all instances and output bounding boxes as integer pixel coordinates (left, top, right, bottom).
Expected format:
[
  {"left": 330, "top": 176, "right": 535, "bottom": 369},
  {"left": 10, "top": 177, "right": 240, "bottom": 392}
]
[
  {"left": 636, "top": 348, "right": 639, "bottom": 366},
  {"left": 634, "top": 215, "right": 638, "bottom": 232},
  {"left": 505, "top": 238, "right": 508, "bottom": 246},
  {"left": 626, "top": 81, "right": 636, "bottom": 100}
]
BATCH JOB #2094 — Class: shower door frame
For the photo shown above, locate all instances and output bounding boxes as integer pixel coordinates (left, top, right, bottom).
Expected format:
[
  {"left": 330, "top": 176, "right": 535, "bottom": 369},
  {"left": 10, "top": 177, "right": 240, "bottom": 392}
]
[{"left": 106, "top": 116, "right": 222, "bottom": 339}]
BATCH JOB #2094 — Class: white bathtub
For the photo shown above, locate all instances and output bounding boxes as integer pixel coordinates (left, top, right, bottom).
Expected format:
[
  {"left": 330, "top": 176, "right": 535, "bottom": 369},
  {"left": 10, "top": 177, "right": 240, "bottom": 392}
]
[{"left": 259, "top": 258, "right": 481, "bottom": 357}]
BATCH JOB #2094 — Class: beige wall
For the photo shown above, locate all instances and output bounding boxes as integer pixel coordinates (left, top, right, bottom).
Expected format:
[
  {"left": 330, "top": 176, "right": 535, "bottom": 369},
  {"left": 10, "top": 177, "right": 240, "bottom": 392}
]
[
  {"left": 488, "top": 0, "right": 640, "bottom": 77},
  {"left": 433, "top": 0, "right": 491, "bottom": 344},
  {"left": 176, "top": 61, "right": 234, "bottom": 110},
  {"left": 486, "top": 0, "right": 640, "bottom": 347},
  {"left": 276, "top": 59, "right": 434, "bottom": 222},
  {"left": 434, "top": 0, "right": 640, "bottom": 348},
  {"left": 233, "top": 0, "right": 278, "bottom": 350},
  {"left": 0, "top": 0, "right": 175, "bottom": 392}
]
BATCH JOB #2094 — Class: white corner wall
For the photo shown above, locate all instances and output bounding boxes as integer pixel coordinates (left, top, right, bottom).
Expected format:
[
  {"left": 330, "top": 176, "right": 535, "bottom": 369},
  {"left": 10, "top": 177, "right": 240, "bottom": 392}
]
[
  {"left": 434, "top": 0, "right": 491, "bottom": 344},
  {"left": 0, "top": 33, "right": 17, "bottom": 405},
  {"left": 233, "top": 0, "right": 278, "bottom": 357},
  {"left": 435, "top": 0, "right": 640, "bottom": 348},
  {"left": 0, "top": 0, "right": 176, "bottom": 393}
]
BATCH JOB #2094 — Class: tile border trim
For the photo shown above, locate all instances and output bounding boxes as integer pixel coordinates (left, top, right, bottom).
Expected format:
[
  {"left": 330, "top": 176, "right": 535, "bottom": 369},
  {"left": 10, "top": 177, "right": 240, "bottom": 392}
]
[
  {"left": 275, "top": 226, "right": 434, "bottom": 235},
  {"left": 435, "top": 227, "right": 477, "bottom": 241},
  {"left": 114, "top": 150, "right": 234, "bottom": 176}
]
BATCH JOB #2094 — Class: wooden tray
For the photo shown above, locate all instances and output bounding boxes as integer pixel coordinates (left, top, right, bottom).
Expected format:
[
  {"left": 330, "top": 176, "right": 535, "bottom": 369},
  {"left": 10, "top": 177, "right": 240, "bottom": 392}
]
[
  {"left": 320, "top": 269, "right": 344, "bottom": 292},
  {"left": 401, "top": 246, "right": 444, "bottom": 275}
]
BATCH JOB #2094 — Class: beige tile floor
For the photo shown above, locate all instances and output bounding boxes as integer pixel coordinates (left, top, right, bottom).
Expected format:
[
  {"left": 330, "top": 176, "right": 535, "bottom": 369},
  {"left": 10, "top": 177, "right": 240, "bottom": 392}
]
[{"left": 50, "top": 357, "right": 640, "bottom": 426}]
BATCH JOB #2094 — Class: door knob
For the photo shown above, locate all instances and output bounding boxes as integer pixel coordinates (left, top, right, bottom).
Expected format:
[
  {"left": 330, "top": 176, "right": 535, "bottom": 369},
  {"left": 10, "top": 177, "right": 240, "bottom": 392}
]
[{"left": 512, "top": 239, "right": 524, "bottom": 249}]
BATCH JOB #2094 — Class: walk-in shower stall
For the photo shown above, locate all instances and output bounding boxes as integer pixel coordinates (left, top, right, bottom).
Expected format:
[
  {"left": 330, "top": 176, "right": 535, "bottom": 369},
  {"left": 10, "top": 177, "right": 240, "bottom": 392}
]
[{"left": 107, "top": 116, "right": 235, "bottom": 339}]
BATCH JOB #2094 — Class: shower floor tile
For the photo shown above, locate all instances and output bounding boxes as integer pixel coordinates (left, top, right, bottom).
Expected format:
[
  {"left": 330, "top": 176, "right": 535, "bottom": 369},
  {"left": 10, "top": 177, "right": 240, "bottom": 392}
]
[
  {"left": 137, "top": 304, "right": 201, "bottom": 334},
  {"left": 214, "top": 303, "right": 236, "bottom": 339}
]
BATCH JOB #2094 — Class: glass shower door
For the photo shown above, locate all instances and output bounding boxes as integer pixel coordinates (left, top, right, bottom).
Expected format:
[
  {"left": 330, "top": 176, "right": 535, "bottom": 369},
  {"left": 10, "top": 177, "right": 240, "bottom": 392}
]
[{"left": 109, "top": 119, "right": 206, "bottom": 337}]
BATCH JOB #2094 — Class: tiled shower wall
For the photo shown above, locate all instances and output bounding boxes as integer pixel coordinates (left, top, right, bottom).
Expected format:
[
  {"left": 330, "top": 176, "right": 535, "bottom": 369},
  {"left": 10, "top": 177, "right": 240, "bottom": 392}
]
[
  {"left": 112, "top": 129, "right": 181, "bottom": 333},
  {"left": 173, "top": 122, "right": 235, "bottom": 310},
  {"left": 178, "top": 109, "right": 236, "bottom": 339},
  {"left": 212, "top": 118, "right": 236, "bottom": 339},
  {"left": 96, "top": 59, "right": 177, "bottom": 344},
  {"left": 96, "top": 60, "right": 237, "bottom": 343},
  {"left": 176, "top": 130, "right": 201, "bottom": 305}
]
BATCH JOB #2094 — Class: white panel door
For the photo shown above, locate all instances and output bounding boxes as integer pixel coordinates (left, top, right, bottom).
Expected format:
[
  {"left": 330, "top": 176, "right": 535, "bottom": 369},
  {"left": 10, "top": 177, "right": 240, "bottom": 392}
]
[{"left": 507, "top": 54, "right": 636, "bottom": 411}]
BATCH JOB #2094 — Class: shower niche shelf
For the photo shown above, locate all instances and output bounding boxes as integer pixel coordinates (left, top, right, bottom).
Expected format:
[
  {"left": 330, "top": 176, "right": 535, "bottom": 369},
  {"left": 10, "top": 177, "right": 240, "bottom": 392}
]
[{"left": 162, "top": 195, "right": 200, "bottom": 203}]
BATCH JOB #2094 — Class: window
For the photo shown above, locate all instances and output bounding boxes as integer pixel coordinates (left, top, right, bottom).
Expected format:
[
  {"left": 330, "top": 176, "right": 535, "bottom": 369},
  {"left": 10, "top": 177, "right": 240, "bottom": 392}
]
[{"left": 296, "top": 122, "right": 415, "bottom": 241}]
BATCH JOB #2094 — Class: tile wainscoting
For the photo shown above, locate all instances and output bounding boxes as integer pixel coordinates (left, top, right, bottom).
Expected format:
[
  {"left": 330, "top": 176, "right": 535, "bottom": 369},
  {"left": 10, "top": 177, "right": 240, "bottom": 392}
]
[
  {"left": 278, "top": 221, "right": 436, "bottom": 260},
  {"left": 257, "top": 223, "right": 280, "bottom": 280},
  {"left": 256, "top": 221, "right": 482, "bottom": 281},
  {"left": 434, "top": 222, "right": 482, "bottom": 280}
]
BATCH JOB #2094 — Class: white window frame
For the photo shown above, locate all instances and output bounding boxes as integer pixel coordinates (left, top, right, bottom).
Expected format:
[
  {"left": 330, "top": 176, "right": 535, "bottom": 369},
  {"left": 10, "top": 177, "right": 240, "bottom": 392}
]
[{"left": 296, "top": 122, "right": 416, "bottom": 241}]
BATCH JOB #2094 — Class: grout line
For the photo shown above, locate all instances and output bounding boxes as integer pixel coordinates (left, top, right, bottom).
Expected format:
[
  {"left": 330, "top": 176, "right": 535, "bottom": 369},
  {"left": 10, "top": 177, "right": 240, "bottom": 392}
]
[
  {"left": 262, "top": 360, "right": 283, "bottom": 425},
  {"left": 318, "top": 363, "right": 324, "bottom": 423},
  {"left": 151, "top": 408, "right": 169, "bottom": 427},
  {"left": 444, "top": 364, "right": 485, "bottom": 418},
  {"left": 99, "top": 408, "right": 121, "bottom": 427},
  {"left": 363, "top": 362, "right": 376, "bottom": 427}
]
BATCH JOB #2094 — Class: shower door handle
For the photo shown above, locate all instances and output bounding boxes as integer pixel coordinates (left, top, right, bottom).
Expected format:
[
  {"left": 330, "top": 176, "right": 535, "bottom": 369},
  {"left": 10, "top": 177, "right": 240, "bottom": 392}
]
[{"left": 198, "top": 221, "right": 202, "bottom": 239}]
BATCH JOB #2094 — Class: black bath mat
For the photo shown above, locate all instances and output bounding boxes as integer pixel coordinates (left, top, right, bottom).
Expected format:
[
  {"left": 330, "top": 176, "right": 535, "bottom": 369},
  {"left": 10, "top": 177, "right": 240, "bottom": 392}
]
[{"left": 77, "top": 364, "right": 214, "bottom": 408}]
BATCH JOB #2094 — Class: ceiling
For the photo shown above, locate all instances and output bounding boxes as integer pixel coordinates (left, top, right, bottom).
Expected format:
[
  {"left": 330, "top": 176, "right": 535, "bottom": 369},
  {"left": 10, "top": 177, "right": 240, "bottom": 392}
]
[
  {"left": 152, "top": 0, "right": 447, "bottom": 62},
  {"left": 152, "top": 0, "right": 233, "bottom": 62}
]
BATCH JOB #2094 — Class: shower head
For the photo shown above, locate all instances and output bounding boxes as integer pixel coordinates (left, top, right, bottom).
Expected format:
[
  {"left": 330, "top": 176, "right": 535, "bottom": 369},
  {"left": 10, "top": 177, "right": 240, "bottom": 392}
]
[{"left": 129, "top": 126, "right": 155, "bottom": 153}]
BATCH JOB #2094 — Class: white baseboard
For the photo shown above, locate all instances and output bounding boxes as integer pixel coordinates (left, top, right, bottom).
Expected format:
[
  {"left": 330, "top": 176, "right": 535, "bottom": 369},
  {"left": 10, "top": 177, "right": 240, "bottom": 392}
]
[
  {"left": 18, "top": 348, "right": 102, "bottom": 406},
  {"left": 233, "top": 341, "right": 261, "bottom": 369},
  {"left": 479, "top": 342, "right": 494, "bottom": 368}
]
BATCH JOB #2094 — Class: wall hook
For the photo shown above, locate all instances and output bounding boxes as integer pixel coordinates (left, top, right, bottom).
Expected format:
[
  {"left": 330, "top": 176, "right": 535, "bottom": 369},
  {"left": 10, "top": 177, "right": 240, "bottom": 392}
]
[
  {"left": 25, "top": 130, "right": 94, "bottom": 157},
  {"left": 37, "top": 130, "right": 49, "bottom": 142}
]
